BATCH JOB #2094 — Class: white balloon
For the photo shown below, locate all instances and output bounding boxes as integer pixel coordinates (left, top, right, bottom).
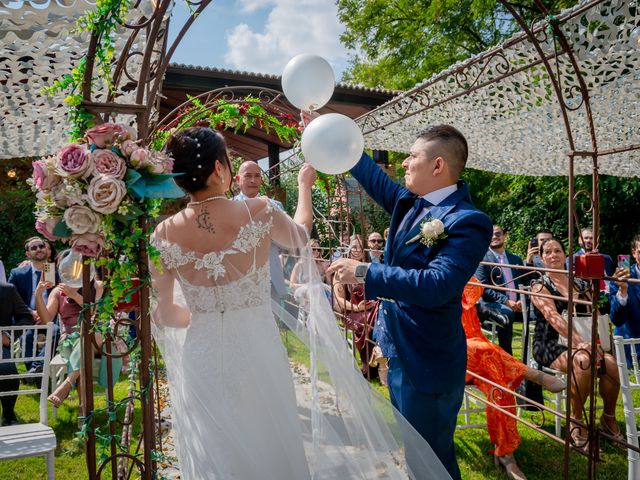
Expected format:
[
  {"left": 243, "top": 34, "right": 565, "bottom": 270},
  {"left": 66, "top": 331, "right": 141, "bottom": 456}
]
[
  {"left": 282, "top": 54, "right": 335, "bottom": 111},
  {"left": 301, "top": 113, "right": 364, "bottom": 175}
]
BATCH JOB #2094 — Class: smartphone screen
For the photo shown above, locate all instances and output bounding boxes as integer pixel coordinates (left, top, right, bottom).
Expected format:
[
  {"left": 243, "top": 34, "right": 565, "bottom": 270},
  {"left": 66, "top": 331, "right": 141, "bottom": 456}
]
[
  {"left": 42, "top": 262, "right": 56, "bottom": 284},
  {"left": 530, "top": 237, "right": 539, "bottom": 248},
  {"left": 618, "top": 254, "right": 631, "bottom": 270}
]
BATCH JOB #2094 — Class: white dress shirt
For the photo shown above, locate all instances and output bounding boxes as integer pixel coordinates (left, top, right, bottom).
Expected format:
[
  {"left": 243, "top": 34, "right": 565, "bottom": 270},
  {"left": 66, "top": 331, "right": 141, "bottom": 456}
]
[{"left": 399, "top": 183, "right": 459, "bottom": 232}]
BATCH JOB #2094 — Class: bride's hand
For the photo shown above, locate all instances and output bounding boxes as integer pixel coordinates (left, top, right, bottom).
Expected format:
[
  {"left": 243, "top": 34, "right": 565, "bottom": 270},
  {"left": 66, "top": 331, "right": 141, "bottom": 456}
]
[
  {"left": 298, "top": 163, "right": 317, "bottom": 189},
  {"left": 300, "top": 110, "right": 320, "bottom": 127}
]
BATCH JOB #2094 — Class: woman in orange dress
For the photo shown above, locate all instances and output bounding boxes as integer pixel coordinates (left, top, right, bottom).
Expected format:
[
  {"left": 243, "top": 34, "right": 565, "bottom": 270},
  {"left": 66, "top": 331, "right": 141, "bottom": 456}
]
[{"left": 462, "top": 280, "right": 565, "bottom": 480}]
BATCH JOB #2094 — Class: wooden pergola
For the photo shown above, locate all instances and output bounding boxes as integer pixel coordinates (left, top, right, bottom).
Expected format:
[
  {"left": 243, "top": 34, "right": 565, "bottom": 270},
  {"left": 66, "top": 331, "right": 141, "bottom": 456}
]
[{"left": 160, "top": 64, "right": 396, "bottom": 164}]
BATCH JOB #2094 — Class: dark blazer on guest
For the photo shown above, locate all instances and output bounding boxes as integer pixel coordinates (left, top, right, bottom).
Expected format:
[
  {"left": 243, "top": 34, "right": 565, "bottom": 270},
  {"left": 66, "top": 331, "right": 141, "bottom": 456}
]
[
  {"left": 475, "top": 249, "right": 526, "bottom": 305},
  {"left": 610, "top": 263, "right": 640, "bottom": 340},
  {"left": 0, "top": 282, "right": 34, "bottom": 330},
  {"left": 8, "top": 263, "right": 57, "bottom": 310}
]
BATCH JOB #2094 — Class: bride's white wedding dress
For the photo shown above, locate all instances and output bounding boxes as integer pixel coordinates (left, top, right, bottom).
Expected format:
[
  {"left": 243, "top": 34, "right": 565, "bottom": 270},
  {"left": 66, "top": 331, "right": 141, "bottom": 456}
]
[{"left": 151, "top": 199, "right": 450, "bottom": 480}]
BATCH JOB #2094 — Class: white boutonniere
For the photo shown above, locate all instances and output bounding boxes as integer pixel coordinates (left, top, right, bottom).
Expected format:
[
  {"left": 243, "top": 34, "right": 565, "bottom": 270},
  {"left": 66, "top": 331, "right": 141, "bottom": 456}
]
[{"left": 406, "top": 217, "right": 447, "bottom": 247}]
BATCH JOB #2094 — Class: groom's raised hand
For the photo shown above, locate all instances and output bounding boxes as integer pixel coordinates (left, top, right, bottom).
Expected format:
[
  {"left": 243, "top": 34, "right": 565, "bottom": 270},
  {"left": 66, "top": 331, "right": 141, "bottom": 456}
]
[{"left": 327, "top": 258, "right": 362, "bottom": 284}]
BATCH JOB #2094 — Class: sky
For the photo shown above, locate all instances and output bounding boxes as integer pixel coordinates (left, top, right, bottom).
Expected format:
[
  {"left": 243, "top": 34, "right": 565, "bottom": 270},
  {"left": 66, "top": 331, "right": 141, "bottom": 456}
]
[{"left": 169, "top": 0, "right": 353, "bottom": 79}]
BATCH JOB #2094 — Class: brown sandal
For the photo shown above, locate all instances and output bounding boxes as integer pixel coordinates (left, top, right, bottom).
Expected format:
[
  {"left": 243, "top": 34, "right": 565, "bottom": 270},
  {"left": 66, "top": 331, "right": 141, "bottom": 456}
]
[{"left": 48, "top": 378, "right": 75, "bottom": 407}]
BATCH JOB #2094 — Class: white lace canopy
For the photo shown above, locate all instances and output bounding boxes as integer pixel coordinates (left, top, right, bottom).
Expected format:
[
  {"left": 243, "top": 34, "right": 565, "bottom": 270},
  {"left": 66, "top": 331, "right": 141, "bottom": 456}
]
[
  {"left": 358, "top": 0, "right": 639, "bottom": 177},
  {"left": 0, "top": 0, "right": 162, "bottom": 159}
]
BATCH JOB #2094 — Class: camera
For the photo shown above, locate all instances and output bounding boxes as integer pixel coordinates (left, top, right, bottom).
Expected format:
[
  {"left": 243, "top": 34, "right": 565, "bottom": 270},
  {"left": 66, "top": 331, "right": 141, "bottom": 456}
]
[{"left": 530, "top": 237, "right": 538, "bottom": 248}]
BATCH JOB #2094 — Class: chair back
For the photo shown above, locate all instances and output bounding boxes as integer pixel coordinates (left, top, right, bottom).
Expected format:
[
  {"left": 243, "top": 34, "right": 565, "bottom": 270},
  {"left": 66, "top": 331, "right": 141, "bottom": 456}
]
[
  {"left": 0, "top": 324, "right": 53, "bottom": 425},
  {"left": 613, "top": 335, "right": 640, "bottom": 480}
]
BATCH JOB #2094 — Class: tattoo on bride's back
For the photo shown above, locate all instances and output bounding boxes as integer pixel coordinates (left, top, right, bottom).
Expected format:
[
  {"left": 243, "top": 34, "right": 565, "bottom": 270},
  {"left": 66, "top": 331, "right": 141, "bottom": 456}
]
[{"left": 196, "top": 208, "right": 216, "bottom": 234}]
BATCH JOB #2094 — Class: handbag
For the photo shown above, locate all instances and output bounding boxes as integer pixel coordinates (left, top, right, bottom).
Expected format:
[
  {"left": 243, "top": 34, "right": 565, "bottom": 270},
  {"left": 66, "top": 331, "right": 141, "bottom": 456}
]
[{"left": 558, "top": 313, "right": 611, "bottom": 352}]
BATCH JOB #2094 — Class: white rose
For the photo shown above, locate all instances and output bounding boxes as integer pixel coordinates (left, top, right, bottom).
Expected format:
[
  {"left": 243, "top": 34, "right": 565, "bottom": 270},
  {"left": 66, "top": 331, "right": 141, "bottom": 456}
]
[
  {"left": 64, "top": 205, "right": 101, "bottom": 234},
  {"left": 431, "top": 219, "right": 445, "bottom": 236},
  {"left": 422, "top": 221, "right": 438, "bottom": 238}
]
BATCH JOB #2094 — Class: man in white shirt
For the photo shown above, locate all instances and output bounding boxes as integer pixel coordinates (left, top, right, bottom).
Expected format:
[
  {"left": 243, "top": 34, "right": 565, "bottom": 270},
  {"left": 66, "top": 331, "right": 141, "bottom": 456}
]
[
  {"left": 232, "top": 160, "right": 286, "bottom": 298},
  {"left": 474, "top": 225, "right": 526, "bottom": 355}
]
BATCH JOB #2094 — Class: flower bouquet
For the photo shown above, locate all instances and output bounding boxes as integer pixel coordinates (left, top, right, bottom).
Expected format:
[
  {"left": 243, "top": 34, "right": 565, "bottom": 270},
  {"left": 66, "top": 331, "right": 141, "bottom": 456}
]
[{"left": 30, "top": 122, "right": 183, "bottom": 258}]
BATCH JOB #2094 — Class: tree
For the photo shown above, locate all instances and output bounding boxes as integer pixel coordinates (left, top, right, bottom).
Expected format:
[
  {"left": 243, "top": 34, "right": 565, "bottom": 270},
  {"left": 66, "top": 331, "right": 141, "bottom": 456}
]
[
  {"left": 338, "top": 0, "right": 640, "bottom": 259},
  {"left": 338, "top": 0, "right": 577, "bottom": 90}
]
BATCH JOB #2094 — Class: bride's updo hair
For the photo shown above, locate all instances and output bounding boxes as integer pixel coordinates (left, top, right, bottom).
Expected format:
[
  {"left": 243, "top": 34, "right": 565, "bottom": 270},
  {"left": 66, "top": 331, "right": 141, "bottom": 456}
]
[{"left": 166, "top": 127, "right": 231, "bottom": 193}]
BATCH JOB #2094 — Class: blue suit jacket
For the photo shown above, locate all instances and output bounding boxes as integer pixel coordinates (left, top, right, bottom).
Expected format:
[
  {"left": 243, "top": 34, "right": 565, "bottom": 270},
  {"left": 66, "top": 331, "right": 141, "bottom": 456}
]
[
  {"left": 7, "top": 264, "right": 58, "bottom": 309},
  {"left": 351, "top": 154, "right": 492, "bottom": 394},
  {"left": 610, "top": 263, "right": 640, "bottom": 340},
  {"left": 475, "top": 249, "right": 525, "bottom": 305},
  {"left": 8, "top": 264, "right": 37, "bottom": 307}
]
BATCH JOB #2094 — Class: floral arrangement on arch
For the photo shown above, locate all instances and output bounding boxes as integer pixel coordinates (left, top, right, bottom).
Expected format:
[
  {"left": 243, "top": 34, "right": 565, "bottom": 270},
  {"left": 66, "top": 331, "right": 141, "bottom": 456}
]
[
  {"left": 30, "top": 122, "right": 182, "bottom": 258},
  {"left": 151, "top": 96, "right": 301, "bottom": 151}
]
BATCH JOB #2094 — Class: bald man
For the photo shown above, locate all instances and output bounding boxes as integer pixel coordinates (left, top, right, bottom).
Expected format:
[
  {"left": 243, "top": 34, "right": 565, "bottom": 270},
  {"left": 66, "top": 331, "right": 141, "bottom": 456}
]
[{"left": 233, "top": 160, "right": 286, "bottom": 298}]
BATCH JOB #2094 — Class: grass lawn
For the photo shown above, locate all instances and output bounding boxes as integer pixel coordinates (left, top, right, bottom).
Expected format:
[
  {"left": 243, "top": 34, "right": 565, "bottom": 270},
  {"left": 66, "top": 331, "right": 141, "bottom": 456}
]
[
  {"left": 0, "top": 375, "right": 141, "bottom": 480},
  {"left": 0, "top": 322, "right": 630, "bottom": 479}
]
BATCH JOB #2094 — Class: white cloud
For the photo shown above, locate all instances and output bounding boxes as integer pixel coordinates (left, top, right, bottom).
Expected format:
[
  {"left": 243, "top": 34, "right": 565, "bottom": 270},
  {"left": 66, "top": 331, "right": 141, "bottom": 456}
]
[
  {"left": 225, "top": 0, "right": 350, "bottom": 76},
  {"left": 236, "top": 0, "right": 276, "bottom": 13}
]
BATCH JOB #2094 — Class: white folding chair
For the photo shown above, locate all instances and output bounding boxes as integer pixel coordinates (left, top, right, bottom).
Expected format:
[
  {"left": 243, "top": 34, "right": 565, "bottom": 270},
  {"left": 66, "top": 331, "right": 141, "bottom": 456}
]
[
  {"left": 0, "top": 324, "right": 56, "bottom": 479},
  {"left": 613, "top": 335, "right": 640, "bottom": 480}
]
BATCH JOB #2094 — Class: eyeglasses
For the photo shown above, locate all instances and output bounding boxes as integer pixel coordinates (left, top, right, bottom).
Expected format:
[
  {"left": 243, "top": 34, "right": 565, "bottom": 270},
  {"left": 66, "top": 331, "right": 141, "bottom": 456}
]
[
  {"left": 369, "top": 239, "right": 384, "bottom": 244},
  {"left": 312, "top": 248, "right": 322, "bottom": 252},
  {"left": 493, "top": 232, "right": 503, "bottom": 238},
  {"left": 28, "top": 243, "right": 46, "bottom": 251}
]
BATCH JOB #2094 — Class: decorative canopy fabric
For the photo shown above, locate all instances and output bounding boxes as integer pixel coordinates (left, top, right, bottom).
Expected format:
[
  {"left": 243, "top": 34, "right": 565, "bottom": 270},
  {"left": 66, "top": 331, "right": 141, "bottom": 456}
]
[
  {"left": 357, "top": 0, "right": 639, "bottom": 177},
  {"left": 0, "top": 0, "right": 156, "bottom": 159}
]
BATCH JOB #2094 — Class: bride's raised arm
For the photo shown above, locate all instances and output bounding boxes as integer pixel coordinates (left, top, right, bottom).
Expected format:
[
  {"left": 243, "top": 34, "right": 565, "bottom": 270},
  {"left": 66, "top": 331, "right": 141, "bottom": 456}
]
[{"left": 269, "top": 163, "right": 316, "bottom": 249}]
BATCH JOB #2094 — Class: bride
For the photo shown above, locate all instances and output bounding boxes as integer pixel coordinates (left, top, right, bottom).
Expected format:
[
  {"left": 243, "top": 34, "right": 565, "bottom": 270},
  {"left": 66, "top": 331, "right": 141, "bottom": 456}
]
[{"left": 150, "top": 126, "right": 450, "bottom": 479}]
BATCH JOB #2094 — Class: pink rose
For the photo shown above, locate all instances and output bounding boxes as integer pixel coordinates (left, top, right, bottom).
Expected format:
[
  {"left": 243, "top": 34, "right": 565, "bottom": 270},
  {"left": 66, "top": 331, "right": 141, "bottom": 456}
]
[
  {"left": 56, "top": 143, "right": 91, "bottom": 178},
  {"left": 71, "top": 233, "right": 104, "bottom": 258},
  {"left": 86, "top": 175, "right": 127, "bottom": 214},
  {"left": 64, "top": 205, "right": 101, "bottom": 234},
  {"left": 85, "top": 123, "right": 129, "bottom": 149},
  {"left": 130, "top": 148, "right": 149, "bottom": 169},
  {"left": 120, "top": 140, "right": 138, "bottom": 158},
  {"left": 149, "top": 151, "right": 174, "bottom": 174},
  {"left": 36, "top": 217, "right": 63, "bottom": 241},
  {"left": 32, "top": 157, "right": 60, "bottom": 191},
  {"left": 91, "top": 149, "right": 127, "bottom": 179}
]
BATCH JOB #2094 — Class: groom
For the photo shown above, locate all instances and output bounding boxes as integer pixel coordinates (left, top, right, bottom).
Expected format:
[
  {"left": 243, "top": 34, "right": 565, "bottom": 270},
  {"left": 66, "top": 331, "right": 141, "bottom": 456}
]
[{"left": 328, "top": 125, "right": 492, "bottom": 479}]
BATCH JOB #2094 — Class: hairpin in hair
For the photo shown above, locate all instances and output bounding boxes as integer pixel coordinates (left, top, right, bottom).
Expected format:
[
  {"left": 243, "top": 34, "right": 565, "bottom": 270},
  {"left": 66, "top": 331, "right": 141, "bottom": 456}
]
[
  {"left": 192, "top": 177, "right": 197, "bottom": 181},
  {"left": 196, "top": 154, "right": 201, "bottom": 158},
  {"left": 197, "top": 164, "right": 202, "bottom": 169}
]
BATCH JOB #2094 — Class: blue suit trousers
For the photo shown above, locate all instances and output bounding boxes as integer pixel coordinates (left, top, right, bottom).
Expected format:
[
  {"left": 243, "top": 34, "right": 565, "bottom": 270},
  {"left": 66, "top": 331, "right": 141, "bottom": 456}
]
[{"left": 388, "top": 358, "right": 465, "bottom": 480}]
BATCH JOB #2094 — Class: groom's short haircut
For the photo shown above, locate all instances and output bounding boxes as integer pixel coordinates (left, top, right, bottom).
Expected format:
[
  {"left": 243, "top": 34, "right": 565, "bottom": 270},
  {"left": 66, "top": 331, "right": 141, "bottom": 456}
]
[{"left": 416, "top": 125, "right": 468, "bottom": 179}]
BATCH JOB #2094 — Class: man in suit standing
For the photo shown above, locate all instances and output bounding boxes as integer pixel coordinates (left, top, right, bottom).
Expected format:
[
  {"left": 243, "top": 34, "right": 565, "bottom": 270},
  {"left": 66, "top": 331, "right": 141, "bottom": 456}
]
[
  {"left": 328, "top": 125, "right": 492, "bottom": 479},
  {"left": 232, "top": 160, "right": 287, "bottom": 299},
  {"left": 474, "top": 225, "right": 526, "bottom": 355},
  {"left": 8, "top": 237, "right": 58, "bottom": 376},
  {"left": 0, "top": 282, "right": 34, "bottom": 425}
]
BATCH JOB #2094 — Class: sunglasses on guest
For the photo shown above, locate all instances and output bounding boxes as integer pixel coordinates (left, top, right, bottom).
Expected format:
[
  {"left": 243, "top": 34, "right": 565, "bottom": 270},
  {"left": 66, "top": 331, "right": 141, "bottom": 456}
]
[
  {"left": 492, "top": 231, "right": 504, "bottom": 238},
  {"left": 28, "top": 243, "right": 47, "bottom": 251},
  {"left": 369, "top": 239, "right": 384, "bottom": 244}
]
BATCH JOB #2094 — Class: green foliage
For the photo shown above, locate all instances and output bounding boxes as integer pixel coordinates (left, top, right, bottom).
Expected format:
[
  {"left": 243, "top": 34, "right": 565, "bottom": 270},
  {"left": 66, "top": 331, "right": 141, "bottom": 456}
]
[
  {"left": 0, "top": 186, "right": 37, "bottom": 269},
  {"left": 463, "top": 169, "right": 640, "bottom": 258},
  {"left": 151, "top": 96, "right": 299, "bottom": 151},
  {"left": 337, "top": 0, "right": 578, "bottom": 89},
  {"left": 42, "top": 0, "right": 132, "bottom": 140}
]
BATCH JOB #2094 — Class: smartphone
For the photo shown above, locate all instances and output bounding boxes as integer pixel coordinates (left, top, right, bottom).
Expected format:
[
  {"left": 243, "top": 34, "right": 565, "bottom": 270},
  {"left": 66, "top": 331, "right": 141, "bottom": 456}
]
[
  {"left": 42, "top": 262, "right": 56, "bottom": 284},
  {"left": 530, "top": 237, "right": 539, "bottom": 248},
  {"left": 618, "top": 254, "right": 631, "bottom": 270}
]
